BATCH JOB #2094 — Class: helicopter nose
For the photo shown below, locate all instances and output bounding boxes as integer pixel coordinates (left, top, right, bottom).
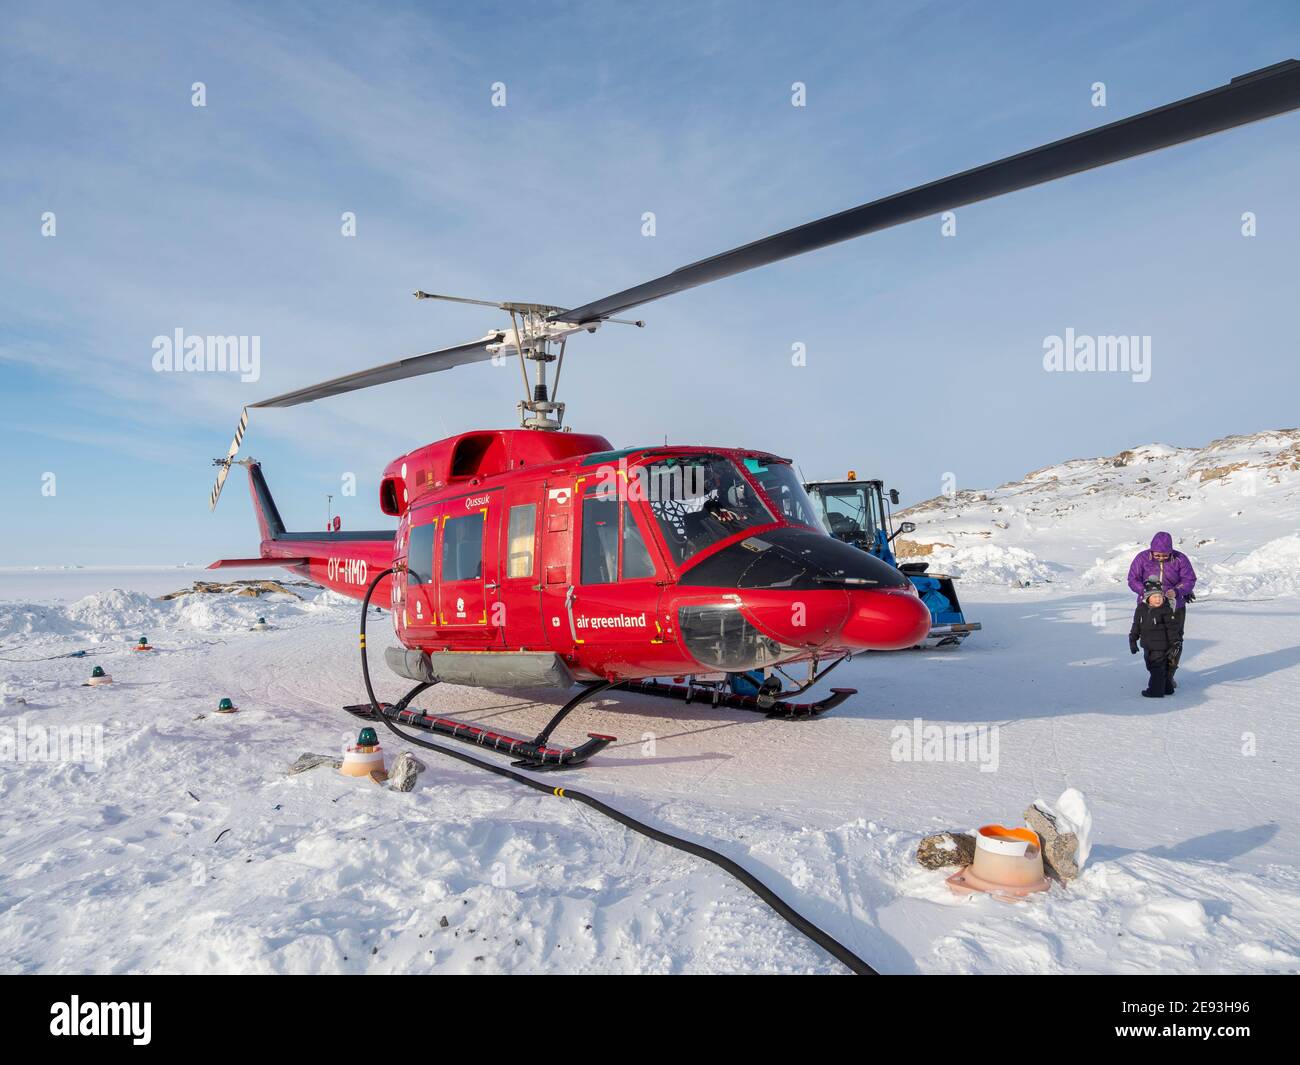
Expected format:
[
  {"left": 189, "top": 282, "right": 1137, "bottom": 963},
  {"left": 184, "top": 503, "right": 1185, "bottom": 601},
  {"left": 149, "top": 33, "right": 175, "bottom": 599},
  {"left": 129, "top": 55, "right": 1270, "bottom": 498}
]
[{"left": 839, "top": 588, "right": 932, "bottom": 650}]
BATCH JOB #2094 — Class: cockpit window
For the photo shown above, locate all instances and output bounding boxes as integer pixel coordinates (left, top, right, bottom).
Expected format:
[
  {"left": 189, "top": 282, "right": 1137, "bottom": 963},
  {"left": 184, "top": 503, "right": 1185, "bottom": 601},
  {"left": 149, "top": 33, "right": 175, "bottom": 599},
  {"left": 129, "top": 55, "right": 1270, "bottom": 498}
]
[
  {"left": 639, "top": 457, "right": 774, "bottom": 566},
  {"left": 742, "top": 458, "right": 820, "bottom": 529}
]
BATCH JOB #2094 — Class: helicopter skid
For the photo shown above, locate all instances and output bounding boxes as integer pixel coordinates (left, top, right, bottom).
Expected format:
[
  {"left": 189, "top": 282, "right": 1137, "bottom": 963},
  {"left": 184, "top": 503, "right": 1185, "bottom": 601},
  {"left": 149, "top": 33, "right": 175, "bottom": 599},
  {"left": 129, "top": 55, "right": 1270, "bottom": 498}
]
[
  {"left": 344, "top": 700, "right": 615, "bottom": 771},
  {"left": 617, "top": 679, "right": 855, "bottom": 719},
  {"left": 918, "top": 621, "right": 982, "bottom": 649}
]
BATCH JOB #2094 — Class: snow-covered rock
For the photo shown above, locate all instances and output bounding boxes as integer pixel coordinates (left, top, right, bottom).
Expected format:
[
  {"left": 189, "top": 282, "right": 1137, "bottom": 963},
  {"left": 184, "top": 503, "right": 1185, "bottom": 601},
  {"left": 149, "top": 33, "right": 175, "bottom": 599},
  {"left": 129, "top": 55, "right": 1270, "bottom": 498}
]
[
  {"left": 1026, "top": 788, "right": 1093, "bottom": 881},
  {"left": 916, "top": 831, "right": 975, "bottom": 870},
  {"left": 898, "top": 428, "right": 1300, "bottom": 598}
]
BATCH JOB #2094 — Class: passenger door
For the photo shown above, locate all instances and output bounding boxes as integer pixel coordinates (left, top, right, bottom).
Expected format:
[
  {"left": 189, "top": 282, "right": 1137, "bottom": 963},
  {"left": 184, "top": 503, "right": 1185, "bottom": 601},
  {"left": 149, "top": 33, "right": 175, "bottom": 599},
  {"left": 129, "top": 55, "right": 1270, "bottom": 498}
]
[
  {"left": 403, "top": 504, "right": 439, "bottom": 635},
  {"left": 567, "top": 479, "right": 667, "bottom": 671},
  {"left": 541, "top": 480, "right": 576, "bottom": 653},
  {"left": 434, "top": 493, "right": 497, "bottom": 642},
  {"left": 499, "top": 484, "right": 546, "bottom": 648}
]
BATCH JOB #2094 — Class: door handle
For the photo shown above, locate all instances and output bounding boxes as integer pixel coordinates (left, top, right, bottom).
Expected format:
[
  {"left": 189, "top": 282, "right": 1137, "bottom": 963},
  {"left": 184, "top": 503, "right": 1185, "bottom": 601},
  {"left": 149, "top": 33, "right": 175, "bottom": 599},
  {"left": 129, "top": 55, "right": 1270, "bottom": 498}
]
[
  {"left": 485, "top": 581, "right": 499, "bottom": 591},
  {"left": 565, "top": 585, "right": 581, "bottom": 643}
]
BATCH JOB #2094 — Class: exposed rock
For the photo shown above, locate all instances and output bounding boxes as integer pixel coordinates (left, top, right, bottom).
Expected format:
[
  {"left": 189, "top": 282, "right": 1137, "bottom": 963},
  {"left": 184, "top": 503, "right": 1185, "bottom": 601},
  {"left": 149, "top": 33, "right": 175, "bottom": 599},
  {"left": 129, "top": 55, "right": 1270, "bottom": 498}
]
[
  {"left": 1198, "top": 462, "right": 1248, "bottom": 484},
  {"left": 388, "top": 751, "right": 426, "bottom": 792},
  {"left": 288, "top": 752, "right": 342, "bottom": 775},
  {"left": 161, "top": 579, "right": 315, "bottom": 601},
  {"left": 894, "top": 539, "right": 954, "bottom": 558},
  {"left": 916, "top": 831, "right": 976, "bottom": 870},
  {"left": 1025, "top": 803, "right": 1079, "bottom": 881}
]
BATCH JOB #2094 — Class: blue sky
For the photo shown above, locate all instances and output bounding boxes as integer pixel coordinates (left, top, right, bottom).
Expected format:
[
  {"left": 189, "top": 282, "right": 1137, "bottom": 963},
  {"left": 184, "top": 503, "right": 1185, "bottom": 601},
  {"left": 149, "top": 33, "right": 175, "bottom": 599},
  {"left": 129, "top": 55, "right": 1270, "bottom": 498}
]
[{"left": 3, "top": 0, "right": 1299, "bottom": 565}]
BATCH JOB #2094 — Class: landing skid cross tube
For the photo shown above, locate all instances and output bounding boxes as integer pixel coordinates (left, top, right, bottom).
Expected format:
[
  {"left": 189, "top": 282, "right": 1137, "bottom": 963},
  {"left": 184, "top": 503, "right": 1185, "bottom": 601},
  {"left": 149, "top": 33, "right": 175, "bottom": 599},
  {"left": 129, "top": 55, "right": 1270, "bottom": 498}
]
[
  {"left": 345, "top": 683, "right": 617, "bottom": 772},
  {"left": 616, "top": 679, "right": 856, "bottom": 718}
]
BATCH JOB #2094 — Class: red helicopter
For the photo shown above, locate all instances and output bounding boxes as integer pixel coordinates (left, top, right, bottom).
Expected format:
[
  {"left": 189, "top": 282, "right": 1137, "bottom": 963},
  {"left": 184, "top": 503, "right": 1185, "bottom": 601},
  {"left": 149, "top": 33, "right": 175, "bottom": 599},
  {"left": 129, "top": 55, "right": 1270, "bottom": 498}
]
[{"left": 210, "top": 62, "right": 1300, "bottom": 769}]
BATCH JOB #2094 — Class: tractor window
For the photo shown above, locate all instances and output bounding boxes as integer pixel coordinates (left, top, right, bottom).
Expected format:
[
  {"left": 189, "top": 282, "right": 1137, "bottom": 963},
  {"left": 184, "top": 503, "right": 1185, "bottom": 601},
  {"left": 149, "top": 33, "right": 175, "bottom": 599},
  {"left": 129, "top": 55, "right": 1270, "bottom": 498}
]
[
  {"left": 639, "top": 457, "right": 774, "bottom": 566},
  {"left": 743, "top": 458, "right": 819, "bottom": 529},
  {"left": 506, "top": 504, "right": 536, "bottom": 578},
  {"left": 407, "top": 520, "right": 435, "bottom": 584},
  {"left": 621, "top": 502, "right": 656, "bottom": 579},
  {"left": 867, "top": 488, "right": 886, "bottom": 542},
  {"left": 440, "top": 512, "right": 484, "bottom": 582},
  {"left": 815, "top": 486, "right": 876, "bottom": 543},
  {"left": 581, "top": 492, "right": 619, "bottom": 584}
]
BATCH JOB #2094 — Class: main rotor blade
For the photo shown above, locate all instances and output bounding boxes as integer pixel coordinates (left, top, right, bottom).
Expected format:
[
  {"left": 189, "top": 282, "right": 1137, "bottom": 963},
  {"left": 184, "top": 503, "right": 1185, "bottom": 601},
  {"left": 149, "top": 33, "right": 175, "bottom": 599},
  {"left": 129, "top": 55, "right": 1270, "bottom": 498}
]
[
  {"left": 554, "top": 60, "right": 1300, "bottom": 324},
  {"left": 250, "top": 333, "right": 505, "bottom": 409}
]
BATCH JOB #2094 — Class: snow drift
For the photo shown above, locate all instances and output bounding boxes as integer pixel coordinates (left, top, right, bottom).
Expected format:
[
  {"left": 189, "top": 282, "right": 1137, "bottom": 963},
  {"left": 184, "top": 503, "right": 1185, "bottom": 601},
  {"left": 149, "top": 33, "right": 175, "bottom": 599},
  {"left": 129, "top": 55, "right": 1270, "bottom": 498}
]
[{"left": 0, "top": 583, "right": 351, "bottom": 643}]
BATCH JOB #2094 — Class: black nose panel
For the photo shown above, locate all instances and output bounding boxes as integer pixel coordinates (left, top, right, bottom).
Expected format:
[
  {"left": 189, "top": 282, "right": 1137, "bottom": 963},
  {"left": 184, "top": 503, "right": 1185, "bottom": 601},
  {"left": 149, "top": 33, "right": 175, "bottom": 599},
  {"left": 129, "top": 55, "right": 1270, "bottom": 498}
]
[{"left": 678, "top": 527, "right": 910, "bottom": 590}]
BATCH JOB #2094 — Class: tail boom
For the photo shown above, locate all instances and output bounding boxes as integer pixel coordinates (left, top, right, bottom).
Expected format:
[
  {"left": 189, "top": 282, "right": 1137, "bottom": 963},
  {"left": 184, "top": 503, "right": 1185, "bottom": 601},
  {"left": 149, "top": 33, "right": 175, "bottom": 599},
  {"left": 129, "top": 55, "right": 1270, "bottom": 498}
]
[{"left": 209, "top": 461, "right": 396, "bottom": 607}]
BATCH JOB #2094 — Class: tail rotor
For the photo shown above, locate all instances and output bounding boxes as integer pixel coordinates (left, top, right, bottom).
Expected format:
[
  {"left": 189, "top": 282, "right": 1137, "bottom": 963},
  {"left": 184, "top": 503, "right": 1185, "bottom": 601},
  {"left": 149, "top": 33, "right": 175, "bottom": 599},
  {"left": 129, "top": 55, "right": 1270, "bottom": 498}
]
[{"left": 209, "top": 406, "right": 249, "bottom": 511}]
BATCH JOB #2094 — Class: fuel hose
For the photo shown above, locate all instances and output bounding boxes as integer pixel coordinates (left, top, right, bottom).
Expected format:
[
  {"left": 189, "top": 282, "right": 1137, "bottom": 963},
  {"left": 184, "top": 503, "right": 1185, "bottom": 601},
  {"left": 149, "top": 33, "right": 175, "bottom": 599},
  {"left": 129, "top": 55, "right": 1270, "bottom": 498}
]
[{"left": 357, "top": 567, "right": 877, "bottom": 975}]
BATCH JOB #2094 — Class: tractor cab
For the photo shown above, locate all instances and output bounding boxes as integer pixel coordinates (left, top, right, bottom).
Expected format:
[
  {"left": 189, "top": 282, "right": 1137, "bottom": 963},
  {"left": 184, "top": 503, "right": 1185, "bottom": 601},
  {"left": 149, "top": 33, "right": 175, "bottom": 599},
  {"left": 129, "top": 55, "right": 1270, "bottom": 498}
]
[
  {"left": 804, "top": 473, "right": 981, "bottom": 648},
  {"left": 805, "top": 476, "right": 891, "bottom": 558}
]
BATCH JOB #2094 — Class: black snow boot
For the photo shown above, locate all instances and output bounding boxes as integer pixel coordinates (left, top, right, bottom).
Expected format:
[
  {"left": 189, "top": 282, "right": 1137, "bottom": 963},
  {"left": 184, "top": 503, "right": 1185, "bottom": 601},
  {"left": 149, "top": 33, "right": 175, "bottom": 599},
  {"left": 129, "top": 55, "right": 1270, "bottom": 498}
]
[
  {"left": 1143, "top": 657, "right": 1167, "bottom": 698},
  {"left": 1167, "top": 644, "right": 1182, "bottom": 690}
]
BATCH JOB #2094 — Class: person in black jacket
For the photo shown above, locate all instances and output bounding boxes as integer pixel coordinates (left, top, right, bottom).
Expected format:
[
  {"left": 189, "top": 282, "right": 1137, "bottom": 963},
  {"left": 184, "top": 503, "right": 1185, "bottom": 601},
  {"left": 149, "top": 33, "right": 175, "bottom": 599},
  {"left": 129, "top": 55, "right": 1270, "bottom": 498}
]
[{"left": 1130, "top": 580, "right": 1177, "bottom": 697}]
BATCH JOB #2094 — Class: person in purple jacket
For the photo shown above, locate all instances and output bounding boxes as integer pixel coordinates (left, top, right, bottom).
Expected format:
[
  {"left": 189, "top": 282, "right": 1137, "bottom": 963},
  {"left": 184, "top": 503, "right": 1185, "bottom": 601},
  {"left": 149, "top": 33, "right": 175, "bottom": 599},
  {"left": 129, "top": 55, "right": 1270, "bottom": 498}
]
[{"left": 1127, "top": 531, "right": 1196, "bottom": 688}]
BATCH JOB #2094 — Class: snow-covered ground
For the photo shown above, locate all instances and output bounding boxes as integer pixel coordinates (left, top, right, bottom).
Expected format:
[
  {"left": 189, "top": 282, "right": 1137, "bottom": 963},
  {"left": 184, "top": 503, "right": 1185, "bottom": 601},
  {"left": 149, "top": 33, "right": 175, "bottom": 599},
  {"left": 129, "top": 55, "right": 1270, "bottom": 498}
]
[{"left": 2, "top": 432, "right": 1298, "bottom": 975}]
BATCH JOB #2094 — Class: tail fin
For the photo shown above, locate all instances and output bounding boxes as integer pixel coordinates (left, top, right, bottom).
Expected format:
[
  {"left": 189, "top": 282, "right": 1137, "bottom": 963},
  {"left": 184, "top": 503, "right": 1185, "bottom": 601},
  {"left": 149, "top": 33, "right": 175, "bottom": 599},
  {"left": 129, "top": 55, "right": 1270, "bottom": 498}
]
[{"left": 246, "top": 461, "right": 286, "bottom": 542}]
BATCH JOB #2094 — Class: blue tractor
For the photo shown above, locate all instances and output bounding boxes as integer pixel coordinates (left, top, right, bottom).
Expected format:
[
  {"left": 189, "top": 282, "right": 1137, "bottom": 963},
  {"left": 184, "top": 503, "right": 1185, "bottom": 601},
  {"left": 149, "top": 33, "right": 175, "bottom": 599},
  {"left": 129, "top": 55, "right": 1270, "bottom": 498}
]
[{"left": 804, "top": 474, "right": 981, "bottom": 648}]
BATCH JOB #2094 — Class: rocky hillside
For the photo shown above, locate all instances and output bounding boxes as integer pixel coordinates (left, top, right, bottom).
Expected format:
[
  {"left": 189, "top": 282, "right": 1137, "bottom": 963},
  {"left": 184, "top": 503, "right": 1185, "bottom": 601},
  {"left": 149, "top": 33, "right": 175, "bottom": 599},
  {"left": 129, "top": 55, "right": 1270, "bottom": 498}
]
[{"left": 895, "top": 429, "right": 1300, "bottom": 596}]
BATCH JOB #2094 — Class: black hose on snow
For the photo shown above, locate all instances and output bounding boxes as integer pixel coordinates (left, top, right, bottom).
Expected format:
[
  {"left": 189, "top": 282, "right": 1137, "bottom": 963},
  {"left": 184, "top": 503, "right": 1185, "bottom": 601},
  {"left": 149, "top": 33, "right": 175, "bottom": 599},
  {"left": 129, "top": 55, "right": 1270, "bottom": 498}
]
[{"left": 357, "top": 567, "right": 877, "bottom": 976}]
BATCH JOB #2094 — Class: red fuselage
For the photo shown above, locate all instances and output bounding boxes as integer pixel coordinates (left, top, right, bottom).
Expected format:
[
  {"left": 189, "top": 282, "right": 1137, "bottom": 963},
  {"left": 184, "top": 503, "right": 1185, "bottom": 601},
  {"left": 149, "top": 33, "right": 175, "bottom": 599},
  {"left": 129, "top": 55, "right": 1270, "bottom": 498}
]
[{"left": 250, "top": 429, "right": 930, "bottom": 682}]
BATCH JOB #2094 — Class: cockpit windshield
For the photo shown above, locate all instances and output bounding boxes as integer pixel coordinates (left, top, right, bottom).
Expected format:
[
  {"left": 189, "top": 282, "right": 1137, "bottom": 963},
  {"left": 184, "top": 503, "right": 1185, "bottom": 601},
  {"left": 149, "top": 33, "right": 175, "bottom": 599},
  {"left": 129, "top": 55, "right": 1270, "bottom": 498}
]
[
  {"left": 638, "top": 456, "right": 774, "bottom": 566},
  {"left": 740, "top": 457, "right": 821, "bottom": 529}
]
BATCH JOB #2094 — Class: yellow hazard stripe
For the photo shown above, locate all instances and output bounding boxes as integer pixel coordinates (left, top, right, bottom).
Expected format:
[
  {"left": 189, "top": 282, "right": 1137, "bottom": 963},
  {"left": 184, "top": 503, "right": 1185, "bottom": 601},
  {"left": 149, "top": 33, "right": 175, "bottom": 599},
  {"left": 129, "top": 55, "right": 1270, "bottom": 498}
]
[
  {"left": 359, "top": 635, "right": 367, "bottom": 648},
  {"left": 553, "top": 787, "right": 566, "bottom": 797}
]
